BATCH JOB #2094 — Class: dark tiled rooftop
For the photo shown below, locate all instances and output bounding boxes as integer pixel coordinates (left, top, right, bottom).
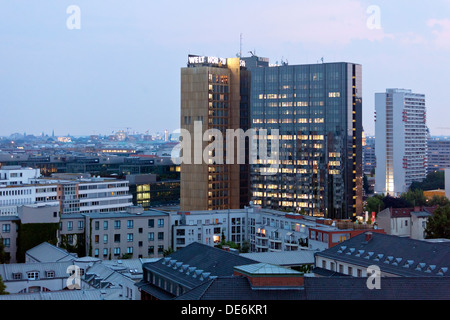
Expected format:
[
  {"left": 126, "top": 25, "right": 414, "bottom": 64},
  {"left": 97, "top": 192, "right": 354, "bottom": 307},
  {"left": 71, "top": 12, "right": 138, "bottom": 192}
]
[{"left": 316, "top": 232, "right": 450, "bottom": 277}]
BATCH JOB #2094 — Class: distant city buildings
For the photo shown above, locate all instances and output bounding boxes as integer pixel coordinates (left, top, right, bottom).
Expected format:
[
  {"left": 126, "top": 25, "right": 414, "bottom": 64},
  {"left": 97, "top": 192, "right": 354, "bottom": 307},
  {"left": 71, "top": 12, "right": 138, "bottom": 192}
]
[
  {"left": 363, "top": 134, "right": 376, "bottom": 174},
  {"left": 375, "top": 89, "right": 427, "bottom": 196},
  {"left": 127, "top": 174, "right": 180, "bottom": 210},
  {"left": 427, "top": 137, "right": 450, "bottom": 173}
]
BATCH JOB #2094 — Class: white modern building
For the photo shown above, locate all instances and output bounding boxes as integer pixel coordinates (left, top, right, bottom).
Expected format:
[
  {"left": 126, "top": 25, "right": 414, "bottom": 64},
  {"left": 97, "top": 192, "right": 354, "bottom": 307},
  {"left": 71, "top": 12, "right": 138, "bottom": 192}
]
[
  {"left": 0, "top": 169, "right": 132, "bottom": 216},
  {"left": 170, "top": 206, "right": 372, "bottom": 253},
  {"left": 0, "top": 166, "right": 41, "bottom": 186},
  {"left": 375, "top": 89, "right": 428, "bottom": 196}
]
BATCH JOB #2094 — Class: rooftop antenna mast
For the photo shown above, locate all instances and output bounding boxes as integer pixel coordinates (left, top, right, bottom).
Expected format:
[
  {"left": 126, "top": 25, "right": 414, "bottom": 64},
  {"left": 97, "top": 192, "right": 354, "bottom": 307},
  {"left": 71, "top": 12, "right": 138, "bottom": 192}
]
[{"left": 240, "top": 33, "right": 243, "bottom": 58}]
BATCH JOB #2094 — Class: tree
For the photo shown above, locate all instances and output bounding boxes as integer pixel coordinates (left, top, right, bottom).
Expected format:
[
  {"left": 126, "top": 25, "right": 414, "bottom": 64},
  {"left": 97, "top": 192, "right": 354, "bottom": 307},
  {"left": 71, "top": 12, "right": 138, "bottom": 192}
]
[
  {"left": 0, "top": 275, "right": 8, "bottom": 295},
  {"left": 240, "top": 240, "right": 250, "bottom": 253},
  {"left": 0, "top": 238, "right": 7, "bottom": 264},
  {"left": 163, "top": 247, "right": 174, "bottom": 257},
  {"left": 365, "top": 194, "right": 385, "bottom": 214},
  {"left": 410, "top": 171, "right": 445, "bottom": 191},
  {"left": 383, "top": 195, "right": 410, "bottom": 209},
  {"left": 400, "top": 189, "right": 427, "bottom": 207},
  {"left": 363, "top": 174, "right": 370, "bottom": 195},
  {"left": 428, "top": 195, "right": 450, "bottom": 207},
  {"left": 425, "top": 205, "right": 450, "bottom": 239}
]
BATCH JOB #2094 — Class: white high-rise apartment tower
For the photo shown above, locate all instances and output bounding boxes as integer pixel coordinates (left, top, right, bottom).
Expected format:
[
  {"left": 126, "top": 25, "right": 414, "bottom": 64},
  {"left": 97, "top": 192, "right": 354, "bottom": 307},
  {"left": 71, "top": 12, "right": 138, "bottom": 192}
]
[{"left": 375, "top": 89, "right": 427, "bottom": 196}]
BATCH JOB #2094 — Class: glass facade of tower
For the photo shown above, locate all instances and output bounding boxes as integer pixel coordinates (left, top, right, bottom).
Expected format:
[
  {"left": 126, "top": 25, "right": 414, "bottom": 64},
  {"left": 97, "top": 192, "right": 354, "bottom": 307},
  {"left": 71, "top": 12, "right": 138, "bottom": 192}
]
[{"left": 249, "top": 62, "right": 363, "bottom": 219}]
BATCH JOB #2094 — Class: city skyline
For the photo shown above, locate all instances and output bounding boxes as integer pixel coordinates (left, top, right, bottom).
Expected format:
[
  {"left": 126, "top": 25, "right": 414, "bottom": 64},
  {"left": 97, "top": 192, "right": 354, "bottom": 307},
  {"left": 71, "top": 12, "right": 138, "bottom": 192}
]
[{"left": 1, "top": 1, "right": 450, "bottom": 137}]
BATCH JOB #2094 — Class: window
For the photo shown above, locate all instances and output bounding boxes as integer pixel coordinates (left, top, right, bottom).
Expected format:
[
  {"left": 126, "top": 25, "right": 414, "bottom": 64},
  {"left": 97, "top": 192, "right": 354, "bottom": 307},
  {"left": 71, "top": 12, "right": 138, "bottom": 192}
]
[
  {"left": 148, "top": 219, "right": 154, "bottom": 228},
  {"left": 3, "top": 238, "right": 10, "bottom": 247},
  {"left": 127, "top": 247, "right": 133, "bottom": 254},
  {"left": 127, "top": 220, "right": 134, "bottom": 229},
  {"left": 127, "top": 233, "right": 134, "bottom": 242},
  {"left": 158, "top": 232, "right": 164, "bottom": 240},
  {"left": 95, "top": 235, "right": 99, "bottom": 244},
  {"left": 158, "top": 219, "right": 164, "bottom": 228},
  {"left": 27, "top": 272, "right": 39, "bottom": 281},
  {"left": 103, "top": 248, "right": 108, "bottom": 257},
  {"left": 114, "top": 248, "right": 120, "bottom": 256},
  {"left": 13, "top": 273, "right": 22, "bottom": 280},
  {"left": 78, "top": 221, "right": 84, "bottom": 230},
  {"left": 114, "top": 234, "right": 121, "bottom": 243},
  {"left": 158, "top": 245, "right": 164, "bottom": 254},
  {"left": 138, "top": 228, "right": 143, "bottom": 234},
  {"left": 95, "top": 221, "right": 99, "bottom": 230},
  {"left": 67, "top": 221, "right": 73, "bottom": 231},
  {"left": 2, "top": 224, "right": 11, "bottom": 233},
  {"left": 148, "top": 232, "right": 154, "bottom": 241},
  {"left": 114, "top": 220, "right": 121, "bottom": 229},
  {"left": 348, "top": 266, "right": 353, "bottom": 276},
  {"left": 103, "top": 234, "right": 108, "bottom": 244},
  {"left": 94, "top": 248, "right": 99, "bottom": 257},
  {"left": 104, "top": 221, "right": 108, "bottom": 230}
]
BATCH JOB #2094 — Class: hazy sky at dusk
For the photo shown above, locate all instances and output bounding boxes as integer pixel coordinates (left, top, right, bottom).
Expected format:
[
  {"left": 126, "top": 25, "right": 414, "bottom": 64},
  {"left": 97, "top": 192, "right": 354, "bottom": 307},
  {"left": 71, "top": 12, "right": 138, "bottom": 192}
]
[{"left": 1, "top": 0, "right": 450, "bottom": 137}]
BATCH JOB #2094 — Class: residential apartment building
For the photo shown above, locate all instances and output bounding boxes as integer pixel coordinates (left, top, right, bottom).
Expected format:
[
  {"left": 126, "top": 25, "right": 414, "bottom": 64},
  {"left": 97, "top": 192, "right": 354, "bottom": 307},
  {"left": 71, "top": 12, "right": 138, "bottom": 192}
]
[
  {"left": 375, "top": 89, "right": 427, "bottom": 196},
  {"left": 376, "top": 206, "right": 434, "bottom": 240},
  {"left": 0, "top": 241, "right": 156, "bottom": 299},
  {"left": 314, "top": 232, "right": 450, "bottom": 278},
  {"left": 248, "top": 60, "right": 363, "bottom": 219},
  {"left": 427, "top": 137, "right": 450, "bottom": 173},
  {"left": 62, "top": 206, "right": 170, "bottom": 260},
  {"left": 170, "top": 206, "right": 381, "bottom": 253},
  {"left": 180, "top": 55, "right": 250, "bottom": 211},
  {"left": 0, "top": 215, "right": 20, "bottom": 263},
  {"left": 171, "top": 209, "right": 249, "bottom": 251}
]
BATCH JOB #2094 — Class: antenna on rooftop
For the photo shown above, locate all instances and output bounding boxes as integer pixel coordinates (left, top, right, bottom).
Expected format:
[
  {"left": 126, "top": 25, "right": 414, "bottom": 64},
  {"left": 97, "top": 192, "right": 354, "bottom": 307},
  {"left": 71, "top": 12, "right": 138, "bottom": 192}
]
[{"left": 239, "top": 33, "right": 243, "bottom": 58}]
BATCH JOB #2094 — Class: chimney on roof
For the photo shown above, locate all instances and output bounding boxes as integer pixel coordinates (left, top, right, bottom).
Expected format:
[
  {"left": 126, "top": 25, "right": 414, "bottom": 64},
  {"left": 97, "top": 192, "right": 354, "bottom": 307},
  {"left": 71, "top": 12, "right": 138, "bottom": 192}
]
[{"left": 365, "top": 232, "right": 373, "bottom": 243}]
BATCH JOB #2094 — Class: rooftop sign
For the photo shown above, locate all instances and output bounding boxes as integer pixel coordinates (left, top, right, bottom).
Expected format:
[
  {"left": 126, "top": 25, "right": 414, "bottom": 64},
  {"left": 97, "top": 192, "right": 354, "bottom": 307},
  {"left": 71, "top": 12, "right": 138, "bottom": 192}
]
[{"left": 188, "top": 55, "right": 246, "bottom": 67}]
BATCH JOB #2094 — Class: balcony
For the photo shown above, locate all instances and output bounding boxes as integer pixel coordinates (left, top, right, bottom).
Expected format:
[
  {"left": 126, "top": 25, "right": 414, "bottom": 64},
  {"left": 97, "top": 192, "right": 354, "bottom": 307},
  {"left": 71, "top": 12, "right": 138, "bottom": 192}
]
[
  {"left": 269, "top": 236, "right": 282, "bottom": 244},
  {"left": 256, "top": 232, "right": 267, "bottom": 240}
]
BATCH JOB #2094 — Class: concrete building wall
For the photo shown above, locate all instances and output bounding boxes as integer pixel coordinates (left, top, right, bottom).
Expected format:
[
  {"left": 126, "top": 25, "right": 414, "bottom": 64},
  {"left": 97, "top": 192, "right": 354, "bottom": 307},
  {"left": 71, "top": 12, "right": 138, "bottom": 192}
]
[{"left": 85, "top": 211, "right": 170, "bottom": 260}]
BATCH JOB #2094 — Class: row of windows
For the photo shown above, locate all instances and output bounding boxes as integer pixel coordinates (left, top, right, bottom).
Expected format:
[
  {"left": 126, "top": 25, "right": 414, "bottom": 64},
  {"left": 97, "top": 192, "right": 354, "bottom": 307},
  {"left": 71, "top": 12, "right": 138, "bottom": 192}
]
[
  {"left": 93, "top": 232, "right": 165, "bottom": 243},
  {"left": 93, "top": 245, "right": 164, "bottom": 258},
  {"left": 64, "top": 218, "right": 165, "bottom": 231}
]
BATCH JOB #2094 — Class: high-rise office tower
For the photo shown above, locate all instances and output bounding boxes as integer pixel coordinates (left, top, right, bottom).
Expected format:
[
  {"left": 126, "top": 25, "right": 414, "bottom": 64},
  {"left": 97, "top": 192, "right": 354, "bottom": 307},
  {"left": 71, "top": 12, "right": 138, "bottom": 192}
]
[
  {"left": 180, "top": 55, "right": 250, "bottom": 211},
  {"left": 374, "top": 89, "right": 427, "bottom": 196},
  {"left": 248, "top": 61, "right": 363, "bottom": 219}
]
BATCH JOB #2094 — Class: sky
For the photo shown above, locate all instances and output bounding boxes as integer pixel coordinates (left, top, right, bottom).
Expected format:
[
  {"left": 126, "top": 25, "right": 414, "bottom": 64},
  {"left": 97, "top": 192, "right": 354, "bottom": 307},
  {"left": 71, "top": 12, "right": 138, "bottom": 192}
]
[{"left": 1, "top": 0, "right": 450, "bottom": 137}]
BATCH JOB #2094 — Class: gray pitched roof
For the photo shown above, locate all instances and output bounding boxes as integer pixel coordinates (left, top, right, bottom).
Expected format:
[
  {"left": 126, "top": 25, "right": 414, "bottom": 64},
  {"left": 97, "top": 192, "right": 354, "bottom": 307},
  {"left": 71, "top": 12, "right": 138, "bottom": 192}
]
[
  {"left": 0, "top": 261, "right": 74, "bottom": 281},
  {"left": 141, "top": 242, "right": 258, "bottom": 292},
  {"left": 303, "top": 276, "right": 450, "bottom": 300},
  {"left": 26, "top": 242, "right": 77, "bottom": 263},
  {"left": 0, "top": 288, "right": 123, "bottom": 300},
  {"left": 316, "top": 232, "right": 450, "bottom": 277},
  {"left": 175, "top": 276, "right": 450, "bottom": 300},
  {"left": 175, "top": 276, "right": 306, "bottom": 300}
]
